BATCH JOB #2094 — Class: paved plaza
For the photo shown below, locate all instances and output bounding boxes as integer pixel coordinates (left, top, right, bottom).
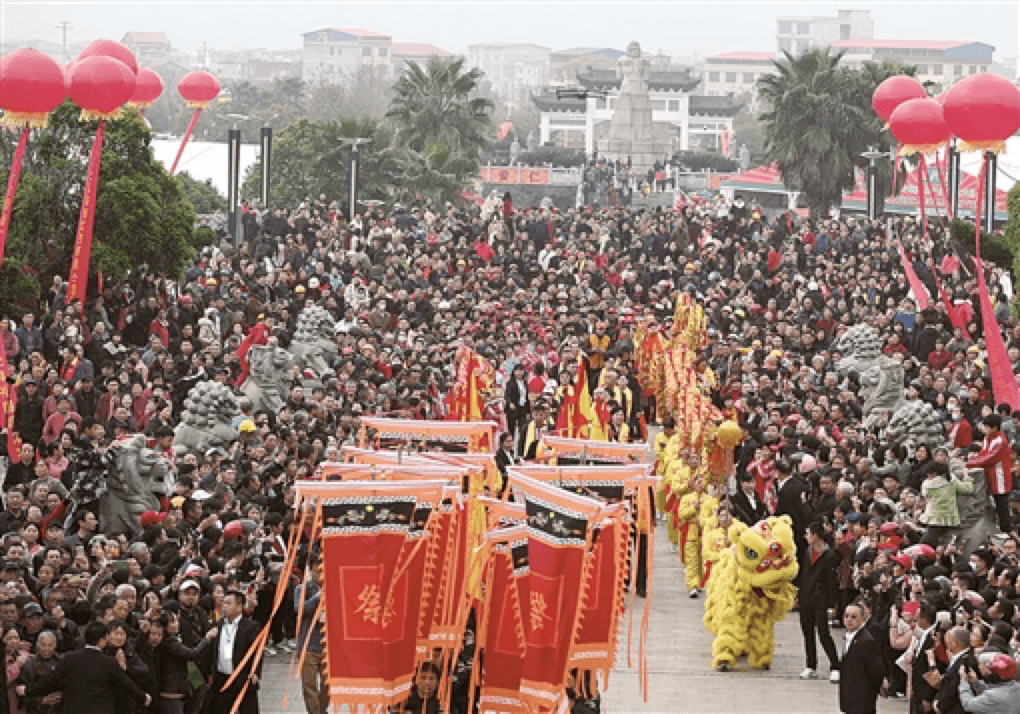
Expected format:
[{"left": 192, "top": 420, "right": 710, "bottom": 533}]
[{"left": 258, "top": 521, "right": 905, "bottom": 713}]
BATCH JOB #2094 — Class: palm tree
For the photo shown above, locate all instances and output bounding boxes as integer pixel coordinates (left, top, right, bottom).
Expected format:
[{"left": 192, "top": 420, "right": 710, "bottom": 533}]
[
  {"left": 757, "top": 50, "right": 900, "bottom": 217},
  {"left": 386, "top": 57, "right": 494, "bottom": 198}
]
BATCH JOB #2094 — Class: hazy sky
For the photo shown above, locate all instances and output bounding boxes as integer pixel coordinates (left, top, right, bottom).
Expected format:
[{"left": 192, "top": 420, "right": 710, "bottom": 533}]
[{"left": 3, "top": 1, "right": 1018, "bottom": 61}]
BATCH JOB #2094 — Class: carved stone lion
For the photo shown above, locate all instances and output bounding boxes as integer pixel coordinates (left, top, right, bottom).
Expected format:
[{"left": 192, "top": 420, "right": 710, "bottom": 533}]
[
  {"left": 173, "top": 381, "right": 242, "bottom": 457},
  {"left": 885, "top": 401, "right": 944, "bottom": 448},
  {"left": 833, "top": 324, "right": 904, "bottom": 423},
  {"left": 100, "top": 434, "right": 172, "bottom": 536},
  {"left": 241, "top": 341, "right": 295, "bottom": 414},
  {"left": 288, "top": 306, "right": 338, "bottom": 378}
]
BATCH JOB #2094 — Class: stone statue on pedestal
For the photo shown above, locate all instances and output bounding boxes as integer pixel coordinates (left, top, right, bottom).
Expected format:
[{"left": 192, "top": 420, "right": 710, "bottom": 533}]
[{"left": 598, "top": 41, "right": 668, "bottom": 173}]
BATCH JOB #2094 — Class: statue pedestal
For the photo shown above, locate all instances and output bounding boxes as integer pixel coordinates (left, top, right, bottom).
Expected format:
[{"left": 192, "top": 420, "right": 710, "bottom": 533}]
[{"left": 598, "top": 137, "right": 670, "bottom": 173}]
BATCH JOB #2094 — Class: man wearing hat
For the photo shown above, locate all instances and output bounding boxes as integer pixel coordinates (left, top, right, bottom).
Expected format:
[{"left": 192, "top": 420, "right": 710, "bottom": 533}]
[
  {"left": 966, "top": 414, "right": 1013, "bottom": 534},
  {"left": 958, "top": 653, "right": 1020, "bottom": 713}
]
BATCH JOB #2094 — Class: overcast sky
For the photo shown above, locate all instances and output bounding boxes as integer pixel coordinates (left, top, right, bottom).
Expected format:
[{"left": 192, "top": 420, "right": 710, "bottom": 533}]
[{"left": 3, "top": 1, "right": 1018, "bottom": 61}]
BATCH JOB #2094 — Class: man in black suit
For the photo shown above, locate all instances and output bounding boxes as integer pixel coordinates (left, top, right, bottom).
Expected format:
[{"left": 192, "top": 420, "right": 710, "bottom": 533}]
[
  {"left": 775, "top": 459, "right": 809, "bottom": 559},
  {"left": 20, "top": 621, "right": 151, "bottom": 714},
  {"left": 798, "top": 521, "right": 841, "bottom": 682},
  {"left": 207, "top": 589, "right": 262, "bottom": 714},
  {"left": 909, "top": 601, "right": 941, "bottom": 714},
  {"left": 839, "top": 603, "right": 884, "bottom": 714},
  {"left": 494, "top": 432, "right": 516, "bottom": 497},
  {"left": 503, "top": 363, "right": 530, "bottom": 455},
  {"left": 731, "top": 472, "right": 767, "bottom": 525},
  {"left": 931, "top": 626, "right": 978, "bottom": 714}
]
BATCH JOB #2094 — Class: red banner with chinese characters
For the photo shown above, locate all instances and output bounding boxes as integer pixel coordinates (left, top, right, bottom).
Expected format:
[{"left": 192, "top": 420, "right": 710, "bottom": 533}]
[
  {"left": 68, "top": 120, "right": 106, "bottom": 306},
  {"left": 478, "top": 527, "right": 529, "bottom": 713},
  {"left": 308, "top": 480, "right": 445, "bottom": 709},
  {"left": 511, "top": 474, "right": 604, "bottom": 711},
  {"left": 0, "top": 335, "right": 18, "bottom": 459},
  {"left": 0, "top": 127, "right": 30, "bottom": 266}
]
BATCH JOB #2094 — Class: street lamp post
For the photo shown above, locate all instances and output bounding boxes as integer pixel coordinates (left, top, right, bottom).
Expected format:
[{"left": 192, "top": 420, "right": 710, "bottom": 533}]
[
  {"left": 339, "top": 137, "right": 371, "bottom": 225},
  {"left": 225, "top": 113, "right": 248, "bottom": 245},
  {"left": 861, "top": 147, "right": 886, "bottom": 221}
]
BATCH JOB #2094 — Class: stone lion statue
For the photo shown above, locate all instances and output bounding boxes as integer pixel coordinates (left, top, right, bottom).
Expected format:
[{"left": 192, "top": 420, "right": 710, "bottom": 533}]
[
  {"left": 704, "top": 516, "right": 799, "bottom": 671},
  {"left": 288, "top": 306, "right": 338, "bottom": 378},
  {"left": 833, "top": 324, "right": 905, "bottom": 423},
  {"left": 100, "top": 435, "right": 172, "bottom": 536},
  {"left": 240, "top": 341, "right": 295, "bottom": 414},
  {"left": 885, "top": 401, "right": 944, "bottom": 448},
  {"left": 173, "top": 381, "right": 242, "bottom": 457}
]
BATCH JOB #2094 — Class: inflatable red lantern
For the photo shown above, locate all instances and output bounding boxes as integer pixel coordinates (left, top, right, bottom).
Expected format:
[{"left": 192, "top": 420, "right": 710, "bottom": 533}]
[
  {"left": 177, "top": 71, "right": 220, "bottom": 108},
  {"left": 77, "top": 38, "right": 138, "bottom": 76},
  {"left": 941, "top": 72, "right": 1020, "bottom": 153},
  {"left": 871, "top": 75, "right": 927, "bottom": 122},
  {"left": 888, "top": 98, "right": 951, "bottom": 155},
  {"left": 68, "top": 55, "right": 136, "bottom": 119},
  {"left": 169, "top": 71, "right": 221, "bottom": 174},
  {"left": 0, "top": 48, "right": 67, "bottom": 127},
  {"left": 129, "top": 67, "right": 164, "bottom": 109}
]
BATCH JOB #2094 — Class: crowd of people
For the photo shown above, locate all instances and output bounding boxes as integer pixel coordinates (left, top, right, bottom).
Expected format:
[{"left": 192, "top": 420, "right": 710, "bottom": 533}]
[{"left": 0, "top": 181, "right": 1018, "bottom": 714}]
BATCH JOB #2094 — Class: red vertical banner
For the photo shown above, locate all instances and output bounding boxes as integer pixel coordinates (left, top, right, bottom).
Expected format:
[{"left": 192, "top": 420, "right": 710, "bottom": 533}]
[
  {"left": 478, "top": 527, "right": 529, "bottom": 713},
  {"left": 68, "top": 120, "right": 106, "bottom": 306},
  {"left": 568, "top": 516, "right": 626, "bottom": 681},
  {"left": 0, "top": 335, "right": 17, "bottom": 459},
  {"left": 511, "top": 475, "right": 604, "bottom": 711},
  {"left": 0, "top": 127, "right": 31, "bottom": 266}
]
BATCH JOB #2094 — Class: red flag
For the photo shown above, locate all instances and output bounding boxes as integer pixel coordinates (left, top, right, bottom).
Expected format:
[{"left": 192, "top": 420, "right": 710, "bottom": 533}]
[
  {"left": 973, "top": 157, "right": 1020, "bottom": 410},
  {"left": 896, "top": 243, "right": 930, "bottom": 310},
  {"left": 478, "top": 528, "right": 529, "bottom": 713},
  {"left": 935, "top": 274, "right": 969, "bottom": 334},
  {"left": 68, "top": 120, "right": 106, "bottom": 306},
  {"left": 0, "top": 127, "right": 30, "bottom": 266},
  {"left": 497, "top": 120, "right": 514, "bottom": 140},
  {"left": 234, "top": 322, "right": 270, "bottom": 386},
  {"left": 473, "top": 240, "right": 495, "bottom": 263}
]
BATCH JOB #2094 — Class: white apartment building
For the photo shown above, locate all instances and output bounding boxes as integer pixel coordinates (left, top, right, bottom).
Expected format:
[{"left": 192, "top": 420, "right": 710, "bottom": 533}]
[
  {"left": 699, "top": 52, "right": 776, "bottom": 113},
  {"left": 776, "top": 9, "right": 874, "bottom": 55},
  {"left": 466, "top": 42, "right": 551, "bottom": 110},
  {"left": 301, "top": 27, "right": 393, "bottom": 85},
  {"left": 830, "top": 38, "right": 995, "bottom": 91}
]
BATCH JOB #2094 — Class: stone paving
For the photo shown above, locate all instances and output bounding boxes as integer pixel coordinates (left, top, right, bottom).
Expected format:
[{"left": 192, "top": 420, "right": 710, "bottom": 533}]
[{"left": 257, "top": 520, "right": 907, "bottom": 713}]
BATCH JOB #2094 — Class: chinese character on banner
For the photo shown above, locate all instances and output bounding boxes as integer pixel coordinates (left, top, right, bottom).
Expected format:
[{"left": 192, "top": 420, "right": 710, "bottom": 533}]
[
  {"left": 529, "top": 591, "right": 552, "bottom": 632},
  {"left": 354, "top": 584, "right": 382, "bottom": 625}
]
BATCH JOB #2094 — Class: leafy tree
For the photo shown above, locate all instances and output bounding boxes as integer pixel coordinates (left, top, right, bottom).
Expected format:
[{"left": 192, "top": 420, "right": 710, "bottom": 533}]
[
  {"left": 0, "top": 101, "right": 203, "bottom": 312},
  {"left": 176, "top": 172, "right": 226, "bottom": 213},
  {"left": 386, "top": 57, "right": 494, "bottom": 200},
  {"left": 240, "top": 117, "right": 403, "bottom": 212},
  {"left": 757, "top": 50, "right": 909, "bottom": 216}
]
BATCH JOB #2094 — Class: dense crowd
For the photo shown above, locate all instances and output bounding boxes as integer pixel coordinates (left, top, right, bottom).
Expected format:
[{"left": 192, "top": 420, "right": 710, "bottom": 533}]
[{"left": 0, "top": 186, "right": 1019, "bottom": 713}]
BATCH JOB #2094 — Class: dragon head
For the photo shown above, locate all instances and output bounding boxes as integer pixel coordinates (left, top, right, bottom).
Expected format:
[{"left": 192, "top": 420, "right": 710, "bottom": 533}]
[{"left": 728, "top": 516, "right": 799, "bottom": 590}]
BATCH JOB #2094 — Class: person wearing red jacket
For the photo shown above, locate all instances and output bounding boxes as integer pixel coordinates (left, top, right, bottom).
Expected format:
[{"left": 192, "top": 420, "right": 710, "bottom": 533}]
[
  {"left": 966, "top": 413, "right": 1013, "bottom": 533},
  {"left": 948, "top": 409, "right": 973, "bottom": 450}
]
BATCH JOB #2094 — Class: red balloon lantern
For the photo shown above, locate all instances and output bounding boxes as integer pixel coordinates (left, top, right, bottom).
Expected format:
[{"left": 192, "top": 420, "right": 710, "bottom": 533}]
[
  {"left": 0, "top": 48, "right": 67, "bottom": 127},
  {"left": 130, "top": 67, "right": 164, "bottom": 108},
  {"left": 941, "top": 72, "right": 1020, "bottom": 152},
  {"left": 68, "top": 55, "right": 136, "bottom": 119},
  {"left": 77, "top": 38, "right": 138, "bottom": 76},
  {"left": 889, "top": 98, "right": 951, "bottom": 154},
  {"left": 177, "top": 71, "right": 220, "bottom": 108},
  {"left": 872, "top": 75, "right": 927, "bottom": 122}
]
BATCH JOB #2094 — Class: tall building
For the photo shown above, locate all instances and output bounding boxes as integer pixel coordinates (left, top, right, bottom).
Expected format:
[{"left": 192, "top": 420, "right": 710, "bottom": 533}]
[
  {"left": 699, "top": 52, "right": 776, "bottom": 113},
  {"left": 301, "top": 27, "right": 393, "bottom": 85},
  {"left": 466, "top": 42, "right": 550, "bottom": 111},
  {"left": 776, "top": 9, "right": 874, "bottom": 55},
  {"left": 121, "top": 32, "right": 174, "bottom": 65},
  {"left": 830, "top": 39, "right": 995, "bottom": 90}
]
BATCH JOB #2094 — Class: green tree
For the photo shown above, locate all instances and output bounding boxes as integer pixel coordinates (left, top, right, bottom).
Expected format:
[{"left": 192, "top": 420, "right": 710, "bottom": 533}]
[
  {"left": 0, "top": 101, "right": 203, "bottom": 312},
  {"left": 240, "top": 117, "right": 403, "bottom": 211},
  {"left": 176, "top": 172, "right": 226, "bottom": 213},
  {"left": 757, "top": 50, "right": 909, "bottom": 216},
  {"left": 386, "top": 57, "right": 493, "bottom": 200}
]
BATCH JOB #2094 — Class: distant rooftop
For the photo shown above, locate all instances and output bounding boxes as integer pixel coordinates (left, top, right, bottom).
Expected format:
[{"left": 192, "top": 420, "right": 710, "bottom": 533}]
[
  {"left": 301, "top": 27, "right": 391, "bottom": 41},
  {"left": 466, "top": 41, "right": 551, "bottom": 51},
  {"left": 577, "top": 67, "right": 700, "bottom": 92},
  {"left": 831, "top": 38, "right": 980, "bottom": 50},
  {"left": 553, "top": 47, "right": 624, "bottom": 60},
  {"left": 392, "top": 42, "right": 451, "bottom": 58},
  {"left": 121, "top": 32, "right": 171, "bottom": 45},
  {"left": 706, "top": 51, "right": 776, "bottom": 62}
]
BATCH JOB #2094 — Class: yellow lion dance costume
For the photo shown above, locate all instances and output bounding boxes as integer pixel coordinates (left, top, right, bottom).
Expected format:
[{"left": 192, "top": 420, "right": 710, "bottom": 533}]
[{"left": 703, "top": 516, "right": 799, "bottom": 671}]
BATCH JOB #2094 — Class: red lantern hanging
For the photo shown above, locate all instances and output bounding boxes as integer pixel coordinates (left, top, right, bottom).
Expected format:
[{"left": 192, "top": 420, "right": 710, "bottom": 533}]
[
  {"left": 889, "top": 98, "right": 951, "bottom": 156},
  {"left": 129, "top": 67, "right": 164, "bottom": 109},
  {"left": 872, "top": 75, "right": 927, "bottom": 122},
  {"left": 177, "top": 71, "right": 220, "bottom": 108},
  {"left": 0, "top": 48, "right": 67, "bottom": 127},
  {"left": 170, "top": 71, "right": 221, "bottom": 174},
  {"left": 77, "top": 38, "right": 138, "bottom": 76},
  {"left": 68, "top": 55, "right": 136, "bottom": 120},
  {"left": 941, "top": 72, "right": 1020, "bottom": 153}
]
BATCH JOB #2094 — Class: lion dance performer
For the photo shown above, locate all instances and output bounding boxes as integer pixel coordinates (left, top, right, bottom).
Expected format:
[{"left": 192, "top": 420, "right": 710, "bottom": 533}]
[{"left": 703, "top": 516, "right": 799, "bottom": 671}]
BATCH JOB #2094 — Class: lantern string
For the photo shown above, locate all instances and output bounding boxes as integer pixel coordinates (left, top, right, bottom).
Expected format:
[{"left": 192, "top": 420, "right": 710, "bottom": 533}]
[
  {"left": 0, "top": 126, "right": 31, "bottom": 267},
  {"left": 936, "top": 141, "right": 953, "bottom": 219},
  {"left": 170, "top": 108, "right": 203, "bottom": 175},
  {"left": 917, "top": 156, "right": 928, "bottom": 244}
]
